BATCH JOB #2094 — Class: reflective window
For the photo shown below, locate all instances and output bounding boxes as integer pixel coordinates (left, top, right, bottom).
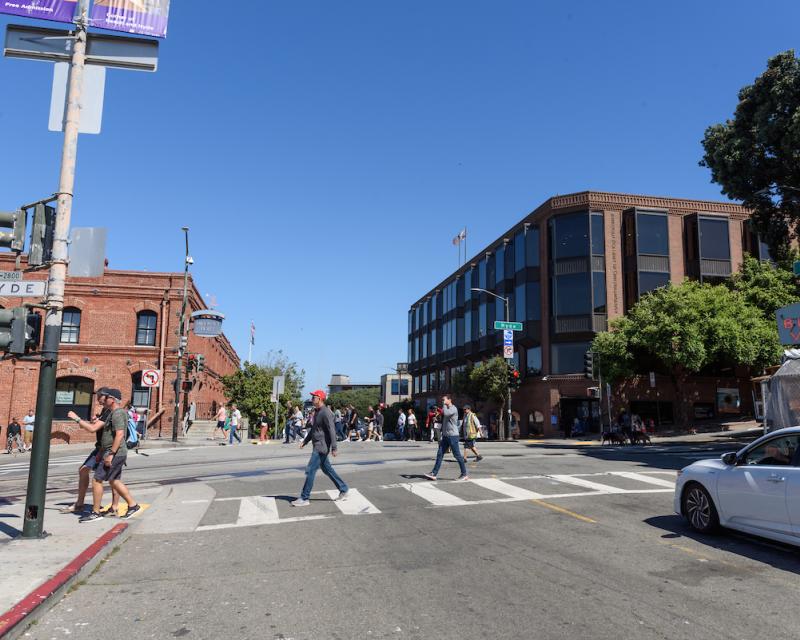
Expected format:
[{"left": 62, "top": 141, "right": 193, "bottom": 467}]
[
  {"left": 464, "top": 309, "right": 472, "bottom": 343},
  {"left": 136, "top": 311, "right": 158, "bottom": 346},
  {"left": 526, "top": 282, "right": 541, "bottom": 321},
  {"left": 422, "top": 301, "right": 428, "bottom": 326},
  {"left": 422, "top": 333, "right": 428, "bottom": 358},
  {"left": 526, "top": 226, "right": 540, "bottom": 266},
  {"left": 637, "top": 213, "right": 669, "bottom": 255},
  {"left": 487, "top": 254, "right": 496, "bottom": 289},
  {"left": 551, "top": 342, "right": 592, "bottom": 375},
  {"left": 431, "top": 328, "right": 437, "bottom": 355},
  {"left": 515, "top": 283, "right": 525, "bottom": 322},
  {"left": 478, "top": 259, "right": 486, "bottom": 289},
  {"left": 61, "top": 308, "right": 81, "bottom": 344},
  {"left": 591, "top": 213, "right": 605, "bottom": 256},
  {"left": 479, "top": 302, "right": 487, "bottom": 337},
  {"left": 593, "top": 272, "right": 607, "bottom": 314},
  {"left": 408, "top": 310, "right": 413, "bottom": 334},
  {"left": 512, "top": 351, "right": 520, "bottom": 370},
  {"left": 431, "top": 294, "right": 438, "bottom": 321},
  {"left": 495, "top": 297, "right": 505, "bottom": 324},
  {"left": 526, "top": 346, "right": 542, "bottom": 376},
  {"left": 465, "top": 270, "right": 472, "bottom": 301},
  {"left": 54, "top": 377, "right": 93, "bottom": 420},
  {"left": 552, "top": 213, "right": 589, "bottom": 259},
  {"left": 699, "top": 218, "right": 731, "bottom": 260},
  {"left": 496, "top": 246, "right": 505, "bottom": 282},
  {"left": 553, "top": 274, "right": 591, "bottom": 316},
  {"left": 131, "top": 372, "right": 151, "bottom": 410},
  {"left": 514, "top": 231, "right": 525, "bottom": 271},
  {"left": 639, "top": 271, "right": 670, "bottom": 296}
]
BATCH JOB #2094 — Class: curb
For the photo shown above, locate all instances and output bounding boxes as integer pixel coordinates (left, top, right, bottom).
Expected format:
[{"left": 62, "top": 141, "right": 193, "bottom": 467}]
[{"left": 0, "top": 523, "right": 131, "bottom": 639}]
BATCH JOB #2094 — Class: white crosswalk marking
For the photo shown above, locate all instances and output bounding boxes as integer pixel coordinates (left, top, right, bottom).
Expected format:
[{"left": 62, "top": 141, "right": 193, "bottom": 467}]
[
  {"left": 197, "top": 496, "right": 330, "bottom": 530},
  {"left": 327, "top": 489, "right": 381, "bottom": 515},
  {"left": 609, "top": 471, "right": 676, "bottom": 488},
  {"left": 470, "top": 478, "right": 544, "bottom": 500},
  {"left": 548, "top": 475, "right": 628, "bottom": 494},
  {"left": 401, "top": 482, "right": 468, "bottom": 506}
]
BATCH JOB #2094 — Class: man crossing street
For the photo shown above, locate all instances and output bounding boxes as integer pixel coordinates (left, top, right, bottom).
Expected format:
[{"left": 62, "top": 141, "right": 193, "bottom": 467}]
[{"left": 425, "top": 394, "right": 468, "bottom": 481}]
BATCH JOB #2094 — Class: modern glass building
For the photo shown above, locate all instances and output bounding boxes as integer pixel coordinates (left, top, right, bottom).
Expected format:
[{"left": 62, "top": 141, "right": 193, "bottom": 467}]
[{"left": 407, "top": 191, "right": 760, "bottom": 437}]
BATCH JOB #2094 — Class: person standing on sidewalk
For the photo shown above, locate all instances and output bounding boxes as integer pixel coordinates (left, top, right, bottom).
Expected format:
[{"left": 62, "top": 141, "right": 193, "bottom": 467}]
[
  {"left": 70, "top": 388, "right": 141, "bottom": 522},
  {"left": 22, "top": 409, "right": 35, "bottom": 451},
  {"left": 229, "top": 403, "right": 243, "bottom": 444},
  {"left": 462, "top": 405, "right": 483, "bottom": 462},
  {"left": 6, "top": 417, "right": 24, "bottom": 454},
  {"left": 292, "top": 390, "right": 349, "bottom": 507},
  {"left": 406, "top": 408, "right": 418, "bottom": 441},
  {"left": 425, "top": 394, "right": 468, "bottom": 481},
  {"left": 258, "top": 411, "right": 270, "bottom": 442},
  {"left": 396, "top": 409, "right": 407, "bottom": 441}
]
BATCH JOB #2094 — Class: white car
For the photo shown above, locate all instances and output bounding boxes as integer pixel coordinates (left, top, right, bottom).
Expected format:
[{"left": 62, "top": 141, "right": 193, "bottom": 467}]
[{"left": 674, "top": 426, "right": 800, "bottom": 545}]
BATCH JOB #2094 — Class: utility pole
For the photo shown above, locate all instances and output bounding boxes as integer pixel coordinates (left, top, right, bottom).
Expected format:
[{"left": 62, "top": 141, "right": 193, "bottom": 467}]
[
  {"left": 22, "top": 0, "right": 89, "bottom": 539},
  {"left": 172, "top": 227, "right": 191, "bottom": 442}
]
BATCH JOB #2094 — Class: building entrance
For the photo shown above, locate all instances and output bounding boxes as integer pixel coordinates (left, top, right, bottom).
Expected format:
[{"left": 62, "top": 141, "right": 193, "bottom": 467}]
[{"left": 559, "top": 398, "right": 601, "bottom": 436}]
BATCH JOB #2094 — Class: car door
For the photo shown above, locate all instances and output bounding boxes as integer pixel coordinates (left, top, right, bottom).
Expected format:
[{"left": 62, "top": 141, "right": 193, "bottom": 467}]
[{"left": 716, "top": 434, "right": 799, "bottom": 536}]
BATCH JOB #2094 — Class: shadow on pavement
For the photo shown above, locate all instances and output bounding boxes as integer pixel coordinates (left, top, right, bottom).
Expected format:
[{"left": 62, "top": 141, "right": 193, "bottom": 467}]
[{"left": 645, "top": 514, "right": 800, "bottom": 575}]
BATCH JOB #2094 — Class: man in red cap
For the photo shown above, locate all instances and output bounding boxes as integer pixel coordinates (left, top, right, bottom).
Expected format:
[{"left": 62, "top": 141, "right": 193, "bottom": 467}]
[{"left": 292, "top": 389, "right": 349, "bottom": 507}]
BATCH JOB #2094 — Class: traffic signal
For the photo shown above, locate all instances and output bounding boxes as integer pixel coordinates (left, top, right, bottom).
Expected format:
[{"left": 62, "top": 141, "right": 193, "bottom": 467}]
[
  {"left": 28, "top": 204, "right": 55, "bottom": 267},
  {"left": 186, "top": 353, "right": 197, "bottom": 373},
  {"left": 0, "top": 307, "right": 34, "bottom": 355},
  {"left": 196, "top": 354, "right": 205, "bottom": 372},
  {"left": 584, "top": 351, "right": 595, "bottom": 379},
  {"left": 0, "top": 210, "right": 26, "bottom": 252},
  {"left": 507, "top": 363, "right": 522, "bottom": 391}
]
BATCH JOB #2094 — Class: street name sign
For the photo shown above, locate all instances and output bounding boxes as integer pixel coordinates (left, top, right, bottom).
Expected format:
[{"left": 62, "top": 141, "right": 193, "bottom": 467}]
[
  {"left": 141, "top": 369, "right": 161, "bottom": 388},
  {"left": 494, "top": 320, "right": 522, "bottom": 331},
  {"left": 0, "top": 271, "right": 22, "bottom": 282},
  {"left": 0, "top": 280, "right": 46, "bottom": 296},
  {"left": 5, "top": 24, "right": 159, "bottom": 71}
]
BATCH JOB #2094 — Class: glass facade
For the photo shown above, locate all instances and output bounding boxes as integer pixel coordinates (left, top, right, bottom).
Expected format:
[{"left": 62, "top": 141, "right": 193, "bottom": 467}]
[
  {"left": 699, "top": 218, "right": 731, "bottom": 260},
  {"left": 526, "top": 226, "right": 540, "bottom": 266},
  {"left": 553, "top": 273, "right": 591, "bottom": 316},
  {"left": 551, "top": 342, "right": 592, "bottom": 375},
  {"left": 526, "top": 346, "right": 542, "bottom": 376},
  {"left": 496, "top": 245, "right": 505, "bottom": 282},
  {"left": 514, "top": 231, "right": 525, "bottom": 271},
  {"left": 552, "top": 213, "right": 589, "bottom": 259}
]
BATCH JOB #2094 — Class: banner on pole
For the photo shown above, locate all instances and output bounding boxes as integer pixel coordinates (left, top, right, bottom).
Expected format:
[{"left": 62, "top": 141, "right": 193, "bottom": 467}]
[
  {"left": 0, "top": 0, "right": 77, "bottom": 24},
  {"left": 91, "top": 0, "right": 170, "bottom": 39}
]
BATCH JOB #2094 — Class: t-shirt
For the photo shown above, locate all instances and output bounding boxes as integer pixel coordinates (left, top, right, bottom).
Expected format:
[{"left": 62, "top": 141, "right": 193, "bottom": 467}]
[
  {"left": 7, "top": 422, "right": 21, "bottom": 437},
  {"left": 101, "top": 408, "right": 128, "bottom": 456},
  {"left": 258, "top": 415, "right": 269, "bottom": 426},
  {"left": 23, "top": 415, "right": 35, "bottom": 432},
  {"left": 231, "top": 410, "right": 241, "bottom": 426}
]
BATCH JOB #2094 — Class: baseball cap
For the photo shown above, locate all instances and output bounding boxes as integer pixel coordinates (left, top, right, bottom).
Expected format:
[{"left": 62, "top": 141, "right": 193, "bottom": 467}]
[
  {"left": 96, "top": 387, "right": 110, "bottom": 398},
  {"left": 105, "top": 388, "right": 123, "bottom": 401},
  {"left": 310, "top": 389, "right": 327, "bottom": 401}
]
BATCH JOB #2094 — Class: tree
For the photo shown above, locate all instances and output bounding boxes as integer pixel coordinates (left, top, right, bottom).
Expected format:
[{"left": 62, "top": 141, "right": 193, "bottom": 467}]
[
  {"left": 729, "top": 255, "right": 800, "bottom": 319},
  {"left": 700, "top": 50, "right": 800, "bottom": 261},
  {"left": 591, "top": 281, "right": 781, "bottom": 427},
  {"left": 469, "top": 357, "right": 510, "bottom": 407},
  {"left": 327, "top": 387, "right": 381, "bottom": 418},
  {"left": 221, "top": 350, "right": 304, "bottom": 436}
]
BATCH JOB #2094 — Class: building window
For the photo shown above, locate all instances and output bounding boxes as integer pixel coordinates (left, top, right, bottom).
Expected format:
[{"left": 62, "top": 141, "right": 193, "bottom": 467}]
[
  {"left": 465, "top": 309, "right": 472, "bottom": 343},
  {"left": 496, "top": 245, "right": 505, "bottom": 282},
  {"left": 54, "top": 376, "right": 93, "bottom": 420},
  {"left": 486, "top": 253, "right": 496, "bottom": 289},
  {"left": 526, "top": 226, "right": 540, "bottom": 266},
  {"left": 511, "top": 351, "right": 520, "bottom": 370},
  {"left": 465, "top": 269, "right": 472, "bottom": 301},
  {"left": 131, "top": 371, "right": 151, "bottom": 410},
  {"left": 637, "top": 213, "right": 669, "bottom": 255},
  {"left": 591, "top": 214, "right": 605, "bottom": 256},
  {"left": 478, "top": 258, "right": 487, "bottom": 289},
  {"left": 431, "top": 328, "right": 437, "bottom": 355},
  {"left": 526, "top": 346, "right": 542, "bottom": 376},
  {"left": 136, "top": 311, "right": 158, "bottom": 346},
  {"left": 639, "top": 272, "right": 670, "bottom": 296},
  {"left": 553, "top": 273, "right": 591, "bottom": 316},
  {"left": 391, "top": 379, "right": 409, "bottom": 396},
  {"left": 699, "top": 217, "right": 731, "bottom": 261},
  {"left": 495, "top": 296, "right": 505, "bottom": 323},
  {"left": 431, "top": 293, "right": 438, "bottom": 321},
  {"left": 552, "top": 213, "right": 588, "bottom": 260},
  {"left": 592, "top": 272, "right": 607, "bottom": 313},
  {"left": 526, "top": 282, "right": 541, "bottom": 321},
  {"left": 479, "top": 302, "right": 487, "bottom": 337},
  {"left": 551, "top": 342, "right": 592, "bottom": 375},
  {"left": 514, "top": 231, "right": 525, "bottom": 271},
  {"left": 60, "top": 308, "right": 81, "bottom": 344},
  {"left": 514, "top": 283, "right": 525, "bottom": 322}
]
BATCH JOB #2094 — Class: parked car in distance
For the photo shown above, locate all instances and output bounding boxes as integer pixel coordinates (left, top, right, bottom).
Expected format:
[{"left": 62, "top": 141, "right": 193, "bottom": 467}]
[{"left": 675, "top": 427, "right": 800, "bottom": 546}]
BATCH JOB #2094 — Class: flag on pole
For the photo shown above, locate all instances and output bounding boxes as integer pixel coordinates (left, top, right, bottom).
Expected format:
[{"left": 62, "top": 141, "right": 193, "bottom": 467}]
[
  {"left": 452, "top": 228, "right": 467, "bottom": 245},
  {"left": 250, "top": 321, "right": 256, "bottom": 345}
]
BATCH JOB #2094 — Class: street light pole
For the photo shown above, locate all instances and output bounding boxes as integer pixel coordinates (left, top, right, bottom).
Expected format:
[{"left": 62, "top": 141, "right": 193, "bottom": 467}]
[
  {"left": 471, "top": 287, "right": 512, "bottom": 441},
  {"left": 172, "top": 227, "right": 191, "bottom": 443},
  {"left": 21, "top": 0, "right": 90, "bottom": 539}
]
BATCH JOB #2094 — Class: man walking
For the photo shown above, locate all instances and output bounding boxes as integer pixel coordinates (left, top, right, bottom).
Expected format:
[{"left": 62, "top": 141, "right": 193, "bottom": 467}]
[
  {"left": 292, "top": 390, "right": 349, "bottom": 507},
  {"left": 425, "top": 394, "right": 468, "bottom": 481},
  {"left": 213, "top": 404, "right": 227, "bottom": 441},
  {"left": 69, "top": 388, "right": 141, "bottom": 522},
  {"left": 462, "top": 405, "right": 483, "bottom": 462},
  {"left": 229, "top": 403, "right": 243, "bottom": 444}
]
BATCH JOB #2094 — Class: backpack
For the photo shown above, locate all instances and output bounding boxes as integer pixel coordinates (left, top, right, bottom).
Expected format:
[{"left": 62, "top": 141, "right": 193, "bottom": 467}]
[{"left": 126, "top": 417, "right": 140, "bottom": 449}]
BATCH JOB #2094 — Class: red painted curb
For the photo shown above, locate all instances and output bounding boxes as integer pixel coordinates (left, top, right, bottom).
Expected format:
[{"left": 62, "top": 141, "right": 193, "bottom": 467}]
[{"left": 0, "top": 523, "right": 129, "bottom": 638}]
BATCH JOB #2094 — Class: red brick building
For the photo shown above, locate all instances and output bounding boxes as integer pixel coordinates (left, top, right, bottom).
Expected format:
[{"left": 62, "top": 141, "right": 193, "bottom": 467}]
[{"left": 0, "top": 254, "right": 240, "bottom": 445}]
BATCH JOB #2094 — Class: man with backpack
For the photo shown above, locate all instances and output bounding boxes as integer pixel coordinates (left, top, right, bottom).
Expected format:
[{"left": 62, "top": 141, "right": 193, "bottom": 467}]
[{"left": 68, "top": 388, "right": 142, "bottom": 522}]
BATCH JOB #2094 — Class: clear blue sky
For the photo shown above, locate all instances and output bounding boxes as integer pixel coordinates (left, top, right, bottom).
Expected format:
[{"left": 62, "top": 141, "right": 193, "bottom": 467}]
[{"left": 0, "top": 1, "right": 798, "bottom": 392}]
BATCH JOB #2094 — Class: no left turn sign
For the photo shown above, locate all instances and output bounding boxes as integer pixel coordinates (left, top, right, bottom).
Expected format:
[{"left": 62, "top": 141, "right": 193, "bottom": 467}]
[{"left": 142, "top": 369, "right": 162, "bottom": 388}]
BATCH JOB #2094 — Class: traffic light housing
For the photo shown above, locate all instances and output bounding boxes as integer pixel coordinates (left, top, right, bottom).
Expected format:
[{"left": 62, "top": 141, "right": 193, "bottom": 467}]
[
  {"left": 0, "top": 210, "right": 26, "bottom": 252},
  {"left": 28, "top": 204, "right": 55, "bottom": 267},
  {"left": 584, "top": 351, "right": 595, "bottom": 379},
  {"left": 196, "top": 354, "right": 205, "bottom": 372},
  {"left": 507, "top": 363, "right": 522, "bottom": 391},
  {"left": 186, "top": 353, "right": 197, "bottom": 373},
  {"left": 0, "top": 307, "right": 37, "bottom": 355}
]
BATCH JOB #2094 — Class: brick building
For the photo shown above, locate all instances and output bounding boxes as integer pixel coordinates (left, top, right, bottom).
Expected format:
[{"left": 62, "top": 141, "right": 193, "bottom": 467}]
[
  {"left": 0, "top": 254, "right": 240, "bottom": 445},
  {"left": 407, "top": 191, "right": 767, "bottom": 437}
]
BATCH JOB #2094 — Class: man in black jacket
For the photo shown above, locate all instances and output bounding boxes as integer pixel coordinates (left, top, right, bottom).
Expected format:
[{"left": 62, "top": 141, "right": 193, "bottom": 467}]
[{"left": 292, "top": 390, "right": 349, "bottom": 507}]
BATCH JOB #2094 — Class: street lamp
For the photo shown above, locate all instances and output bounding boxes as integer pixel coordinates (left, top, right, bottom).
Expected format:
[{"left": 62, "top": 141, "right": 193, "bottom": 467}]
[
  {"left": 172, "top": 226, "right": 191, "bottom": 442},
  {"left": 755, "top": 185, "right": 800, "bottom": 197},
  {"left": 471, "top": 287, "right": 512, "bottom": 441}
]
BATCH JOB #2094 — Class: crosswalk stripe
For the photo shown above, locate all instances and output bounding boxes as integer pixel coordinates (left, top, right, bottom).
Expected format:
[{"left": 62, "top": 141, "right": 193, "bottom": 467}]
[
  {"left": 327, "top": 489, "right": 381, "bottom": 515},
  {"left": 609, "top": 471, "right": 675, "bottom": 488},
  {"left": 548, "top": 475, "right": 627, "bottom": 494},
  {"left": 470, "top": 478, "right": 544, "bottom": 500},
  {"left": 401, "top": 482, "right": 468, "bottom": 506},
  {"left": 237, "top": 496, "right": 280, "bottom": 525}
]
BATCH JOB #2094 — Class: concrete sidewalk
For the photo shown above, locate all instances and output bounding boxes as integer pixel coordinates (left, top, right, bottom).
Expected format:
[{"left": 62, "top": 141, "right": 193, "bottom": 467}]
[{"left": 0, "top": 488, "right": 161, "bottom": 639}]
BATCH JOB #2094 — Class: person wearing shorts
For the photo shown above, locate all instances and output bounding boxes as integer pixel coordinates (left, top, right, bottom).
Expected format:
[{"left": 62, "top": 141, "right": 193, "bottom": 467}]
[
  {"left": 462, "top": 405, "right": 483, "bottom": 462},
  {"left": 214, "top": 405, "right": 227, "bottom": 440},
  {"left": 22, "top": 409, "right": 35, "bottom": 450},
  {"left": 69, "top": 388, "right": 142, "bottom": 523}
]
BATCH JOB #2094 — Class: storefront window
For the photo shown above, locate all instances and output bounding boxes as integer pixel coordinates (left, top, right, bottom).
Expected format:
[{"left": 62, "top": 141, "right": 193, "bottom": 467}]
[{"left": 54, "top": 377, "right": 94, "bottom": 420}]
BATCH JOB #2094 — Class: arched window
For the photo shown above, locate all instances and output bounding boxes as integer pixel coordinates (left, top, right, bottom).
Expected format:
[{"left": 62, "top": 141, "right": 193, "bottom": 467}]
[
  {"left": 61, "top": 308, "right": 81, "bottom": 344},
  {"left": 54, "top": 377, "right": 94, "bottom": 420},
  {"left": 136, "top": 311, "right": 157, "bottom": 346}
]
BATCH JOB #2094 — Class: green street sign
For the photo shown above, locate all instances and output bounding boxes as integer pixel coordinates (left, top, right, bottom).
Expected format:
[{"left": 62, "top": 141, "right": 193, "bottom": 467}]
[
  {"left": 494, "top": 320, "right": 523, "bottom": 331},
  {"left": 794, "top": 260, "right": 800, "bottom": 276}
]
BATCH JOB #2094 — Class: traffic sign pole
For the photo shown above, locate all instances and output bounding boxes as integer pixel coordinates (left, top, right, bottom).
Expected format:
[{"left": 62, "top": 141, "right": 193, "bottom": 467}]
[{"left": 22, "top": 0, "right": 89, "bottom": 539}]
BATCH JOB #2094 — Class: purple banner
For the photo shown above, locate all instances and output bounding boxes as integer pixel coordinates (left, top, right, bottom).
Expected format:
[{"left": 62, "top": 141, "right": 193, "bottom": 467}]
[
  {"left": 0, "top": 0, "right": 77, "bottom": 24},
  {"left": 90, "top": 0, "right": 169, "bottom": 39}
]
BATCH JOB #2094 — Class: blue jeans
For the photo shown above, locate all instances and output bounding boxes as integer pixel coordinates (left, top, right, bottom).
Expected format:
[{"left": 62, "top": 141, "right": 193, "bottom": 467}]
[
  {"left": 229, "top": 425, "right": 242, "bottom": 444},
  {"left": 397, "top": 425, "right": 405, "bottom": 441},
  {"left": 301, "top": 450, "right": 348, "bottom": 500},
  {"left": 431, "top": 435, "right": 467, "bottom": 477},
  {"left": 335, "top": 421, "right": 345, "bottom": 441}
]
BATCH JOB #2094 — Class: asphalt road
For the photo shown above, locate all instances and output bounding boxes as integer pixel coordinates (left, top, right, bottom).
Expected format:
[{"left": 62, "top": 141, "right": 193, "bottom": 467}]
[{"left": 5, "top": 438, "right": 799, "bottom": 640}]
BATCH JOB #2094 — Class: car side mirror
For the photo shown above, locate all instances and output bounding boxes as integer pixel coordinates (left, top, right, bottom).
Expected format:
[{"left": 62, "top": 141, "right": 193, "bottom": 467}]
[{"left": 721, "top": 452, "right": 738, "bottom": 466}]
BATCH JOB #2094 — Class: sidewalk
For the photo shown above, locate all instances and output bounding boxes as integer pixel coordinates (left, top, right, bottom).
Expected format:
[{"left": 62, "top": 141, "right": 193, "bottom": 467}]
[{"left": 0, "top": 489, "right": 160, "bottom": 639}]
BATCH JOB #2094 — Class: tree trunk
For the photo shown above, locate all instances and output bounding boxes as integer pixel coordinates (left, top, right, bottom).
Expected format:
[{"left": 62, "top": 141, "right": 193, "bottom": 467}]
[{"left": 672, "top": 369, "right": 690, "bottom": 429}]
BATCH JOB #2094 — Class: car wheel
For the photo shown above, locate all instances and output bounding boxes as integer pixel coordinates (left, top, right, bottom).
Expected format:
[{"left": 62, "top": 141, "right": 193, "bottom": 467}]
[{"left": 682, "top": 482, "right": 719, "bottom": 534}]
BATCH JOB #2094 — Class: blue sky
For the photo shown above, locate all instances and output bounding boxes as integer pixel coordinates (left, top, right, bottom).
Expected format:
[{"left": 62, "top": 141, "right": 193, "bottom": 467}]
[{"left": 0, "top": 1, "right": 798, "bottom": 392}]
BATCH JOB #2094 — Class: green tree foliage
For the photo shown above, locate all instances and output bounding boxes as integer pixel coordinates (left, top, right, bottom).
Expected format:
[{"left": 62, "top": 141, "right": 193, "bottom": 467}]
[
  {"left": 729, "top": 255, "right": 800, "bottom": 319},
  {"left": 700, "top": 50, "right": 800, "bottom": 261},
  {"left": 221, "top": 350, "right": 304, "bottom": 435},
  {"left": 327, "top": 387, "right": 381, "bottom": 417},
  {"left": 468, "top": 357, "right": 511, "bottom": 406},
  {"left": 591, "top": 281, "right": 781, "bottom": 426}
]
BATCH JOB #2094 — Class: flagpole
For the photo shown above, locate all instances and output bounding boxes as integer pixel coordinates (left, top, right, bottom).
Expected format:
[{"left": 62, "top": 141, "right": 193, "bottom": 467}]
[
  {"left": 464, "top": 227, "right": 467, "bottom": 267},
  {"left": 247, "top": 321, "right": 253, "bottom": 364}
]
